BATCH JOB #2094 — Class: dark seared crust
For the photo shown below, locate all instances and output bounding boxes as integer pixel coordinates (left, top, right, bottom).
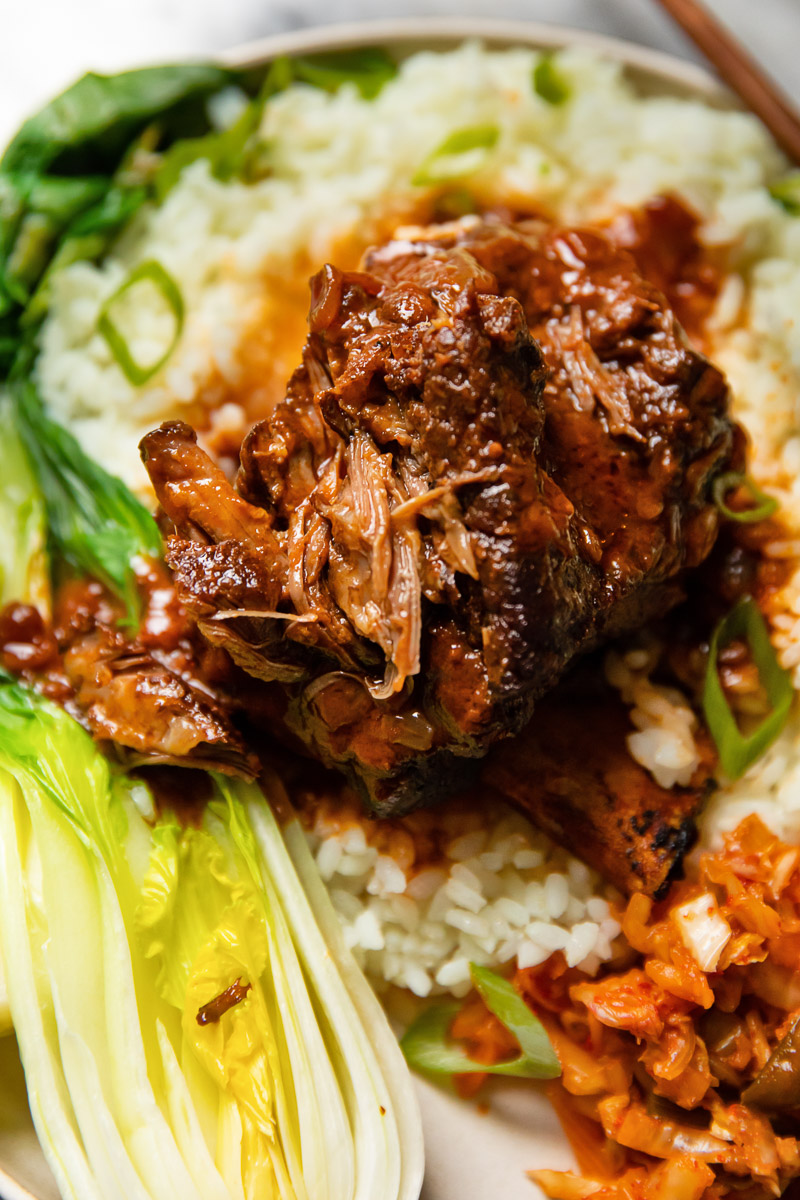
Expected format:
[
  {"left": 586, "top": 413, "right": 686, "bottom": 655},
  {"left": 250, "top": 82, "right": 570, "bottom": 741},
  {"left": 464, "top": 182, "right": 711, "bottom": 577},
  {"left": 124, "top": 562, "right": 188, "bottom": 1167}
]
[
  {"left": 142, "top": 215, "right": 740, "bottom": 814},
  {"left": 481, "top": 678, "right": 712, "bottom": 897}
]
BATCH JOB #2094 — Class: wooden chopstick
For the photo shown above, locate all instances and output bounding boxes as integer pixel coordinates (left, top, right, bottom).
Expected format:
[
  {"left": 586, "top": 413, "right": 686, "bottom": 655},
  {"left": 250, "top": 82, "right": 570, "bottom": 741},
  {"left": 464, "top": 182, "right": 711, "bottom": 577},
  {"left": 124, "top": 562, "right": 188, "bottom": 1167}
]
[{"left": 652, "top": 0, "right": 800, "bottom": 165}]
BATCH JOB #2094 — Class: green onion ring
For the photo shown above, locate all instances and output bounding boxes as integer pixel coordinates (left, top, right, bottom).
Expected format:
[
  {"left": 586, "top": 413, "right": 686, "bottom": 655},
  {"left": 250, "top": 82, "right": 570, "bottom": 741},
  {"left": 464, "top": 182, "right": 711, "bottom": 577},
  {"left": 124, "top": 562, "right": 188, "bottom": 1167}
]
[
  {"left": 98, "top": 258, "right": 185, "bottom": 387},
  {"left": 703, "top": 596, "right": 793, "bottom": 780},
  {"left": 712, "top": 471, "right": 778, "bottom": 524}
]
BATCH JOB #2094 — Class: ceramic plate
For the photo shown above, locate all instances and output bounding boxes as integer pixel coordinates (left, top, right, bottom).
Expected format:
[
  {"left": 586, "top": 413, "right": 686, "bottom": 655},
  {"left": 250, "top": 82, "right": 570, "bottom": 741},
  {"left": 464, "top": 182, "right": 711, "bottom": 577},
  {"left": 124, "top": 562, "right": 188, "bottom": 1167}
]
[{"left": 0, "top": 19, "right": 735, "bottom": 1200}]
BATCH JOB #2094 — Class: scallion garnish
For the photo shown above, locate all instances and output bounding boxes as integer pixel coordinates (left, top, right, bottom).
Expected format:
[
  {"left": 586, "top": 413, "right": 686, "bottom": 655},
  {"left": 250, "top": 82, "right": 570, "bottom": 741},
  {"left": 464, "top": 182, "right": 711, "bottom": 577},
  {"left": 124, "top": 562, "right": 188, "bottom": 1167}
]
[
  {"left": 532, "top": 54, "right": 571, "bottom": 106},
  {"left": 97, "top": 258, "right": 184, "bottom": 386},
  {"left": 292, "top": 47, "right": 398, "bottom": 100},
  {"left": 703, "top": 596, "right": 793, "bottom": 780},
  {"left": 400, "top": 963, "right": 560, "bottom": 1079},
  {"left": 412, "top": 125, "right": 499, "bottom": 187},
  {"left": 769, "top": 173, "right": 800, "bottom": 216},
  {"left": 713, "top": 471, "right": 778, "bottom": 523}
]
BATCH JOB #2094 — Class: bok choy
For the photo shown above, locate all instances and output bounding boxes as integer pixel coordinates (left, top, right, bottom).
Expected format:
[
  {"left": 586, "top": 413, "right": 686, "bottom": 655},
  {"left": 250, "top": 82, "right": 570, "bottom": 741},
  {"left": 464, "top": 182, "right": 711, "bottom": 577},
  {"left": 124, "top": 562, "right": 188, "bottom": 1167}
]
[
  {"left": 0, "top": 49, "right": 397, "bottom": 371},
  {"left": 0, "top": 391, "right": 49, "bottom": 617},
  {"left": 12, "top": 380, "right": 162, "bottom": 627},
  {"left": 0, "top": 678, "right": 423, "bottom": 1200}
]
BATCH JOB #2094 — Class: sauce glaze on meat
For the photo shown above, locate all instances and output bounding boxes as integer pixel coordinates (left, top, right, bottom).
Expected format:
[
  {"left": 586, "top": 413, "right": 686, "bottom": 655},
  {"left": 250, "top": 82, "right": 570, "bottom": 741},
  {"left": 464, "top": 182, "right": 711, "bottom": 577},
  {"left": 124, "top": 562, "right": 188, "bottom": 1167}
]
[{"left": 141, "top": 213, "right": 740, "bottom": 814}]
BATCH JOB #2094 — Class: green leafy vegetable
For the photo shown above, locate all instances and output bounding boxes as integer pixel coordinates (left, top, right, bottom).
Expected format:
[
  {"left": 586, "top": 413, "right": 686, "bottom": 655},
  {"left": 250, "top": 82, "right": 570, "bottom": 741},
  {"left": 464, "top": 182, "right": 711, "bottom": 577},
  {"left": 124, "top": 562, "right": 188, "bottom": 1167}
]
[
  {"left": 532, "top": 53, "right": 571, "bottom": 105},
  {"left": 0, "top": 678, "right": 423, "bottom": 1199},
  {"left": 154, "top": 50, "right": 395, "bottom": 198},
  {"left": 1, "top": 64, "right": 231, "bottom": 176},
  {"left": 412, "top": 124, "right": 499, "bottom": 187},
  {"left": 0, "top": 173, "right": 108, "bottom": 314},
  {"left": 0, "top": 392, "right": 49, "bottom": 616},
  {"left": 0, "top": 50, "right": 400, "bottom": 372},
  {"left": 703, "top": 596, "right": 794, "bottom": 779},
  {"left": 13, "top": 381, "right": 162, "bottom": 626},
  {"left": 24, "top": 182, "right": 149, "bottom": 325},
  {"left": 97, "top": 258, "right": 185, "bottom": 385},
  {"left": 401, "top": 963, "right": 561, "bottom": 1079},
  {"left": 769, "top": 172, "right": 800, "bottom": 215},
  {"left": 154, "top": 56, "right": 294, "bottom": 199},
  {"left": 276, "top": 792, "right": 425, "bottom": 1200},
  {"left": 292, "top": 47, "right": 398, "bottom": 99},
  {"left": 712, "top": 471, "right": 778, "bottom": 523},
  {"left": 0, "top": 64, "right": 231, "bottom": 371}
]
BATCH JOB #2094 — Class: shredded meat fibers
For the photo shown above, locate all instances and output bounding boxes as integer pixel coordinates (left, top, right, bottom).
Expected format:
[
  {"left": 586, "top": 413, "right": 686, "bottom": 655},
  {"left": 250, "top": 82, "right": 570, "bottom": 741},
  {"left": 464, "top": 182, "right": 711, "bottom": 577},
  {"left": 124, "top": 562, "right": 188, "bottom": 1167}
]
[{"left": 142, "top": 212, "right": 740, "bottom": 814}]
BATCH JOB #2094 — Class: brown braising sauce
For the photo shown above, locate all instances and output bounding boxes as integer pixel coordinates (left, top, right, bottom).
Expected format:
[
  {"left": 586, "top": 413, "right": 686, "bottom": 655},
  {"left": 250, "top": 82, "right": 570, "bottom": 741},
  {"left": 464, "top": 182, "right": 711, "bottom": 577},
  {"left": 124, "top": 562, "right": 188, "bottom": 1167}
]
[
  {"left": 192, "top": 192, "right": 724, "bottom": 468},
  {"left": 197, "top": 199, "right": 438, "bottom": 463},
  {"left": 607, "top": 194, "right": 723, "bottom": 350}
]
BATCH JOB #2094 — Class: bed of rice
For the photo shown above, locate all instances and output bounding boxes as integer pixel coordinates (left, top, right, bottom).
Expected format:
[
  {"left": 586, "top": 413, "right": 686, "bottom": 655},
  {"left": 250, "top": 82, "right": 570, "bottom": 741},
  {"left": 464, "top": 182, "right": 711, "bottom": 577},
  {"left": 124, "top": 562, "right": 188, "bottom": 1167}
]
[{"left": 34, "top": 42, "right": 800, "bottom": 997}]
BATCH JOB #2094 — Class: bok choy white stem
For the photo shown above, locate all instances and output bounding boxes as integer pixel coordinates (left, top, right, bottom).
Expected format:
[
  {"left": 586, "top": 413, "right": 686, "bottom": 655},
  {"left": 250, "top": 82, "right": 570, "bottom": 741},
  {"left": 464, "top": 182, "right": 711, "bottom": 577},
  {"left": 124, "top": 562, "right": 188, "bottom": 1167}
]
[
  {"left": 0, "top": 392, "right": 50, "bottom": 1036},
  {"left": 0, "top": 679, "right": 423, "bottom": 1200}
]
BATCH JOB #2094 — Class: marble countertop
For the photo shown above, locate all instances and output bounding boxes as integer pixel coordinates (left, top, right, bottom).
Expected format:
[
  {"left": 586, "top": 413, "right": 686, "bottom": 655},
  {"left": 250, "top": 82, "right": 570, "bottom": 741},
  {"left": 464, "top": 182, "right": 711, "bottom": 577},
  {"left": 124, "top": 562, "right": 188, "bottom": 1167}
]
[{"left": 2, "top": 0, "right": 798, "bottom": 152}]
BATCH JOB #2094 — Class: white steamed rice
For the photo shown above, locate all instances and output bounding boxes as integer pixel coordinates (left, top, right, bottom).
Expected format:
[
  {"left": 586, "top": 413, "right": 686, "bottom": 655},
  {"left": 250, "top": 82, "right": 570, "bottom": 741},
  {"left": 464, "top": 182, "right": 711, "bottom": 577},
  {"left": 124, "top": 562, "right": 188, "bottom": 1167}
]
[
  {"left": 34, "top": 42, "right": 800, "bottom": 995},
  {"left": 303, "top": 800, "right": 621, "bottom": 998}
]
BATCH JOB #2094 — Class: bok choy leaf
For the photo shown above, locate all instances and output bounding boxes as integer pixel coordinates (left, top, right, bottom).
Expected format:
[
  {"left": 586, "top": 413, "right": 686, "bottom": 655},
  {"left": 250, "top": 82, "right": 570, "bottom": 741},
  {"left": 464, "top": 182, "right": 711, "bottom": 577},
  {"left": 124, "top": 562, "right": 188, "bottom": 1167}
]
[
  {"left": 0, "top": 50, "right": 396, "bottom": 366},
  {"left": 0, "top": 391, "right": 49, "bottom": 616},
  {"left": 12, "top": 381, "right": 162, "bottom": 627},
  {"left": 0, "top": 678, "right": 423, "bottom": 1200},
  {"left": 1, "top": 64, "right": 232, "bottom": 176},
  {"left": 0, "top": 65, "right": 230, "bottom": 360}
]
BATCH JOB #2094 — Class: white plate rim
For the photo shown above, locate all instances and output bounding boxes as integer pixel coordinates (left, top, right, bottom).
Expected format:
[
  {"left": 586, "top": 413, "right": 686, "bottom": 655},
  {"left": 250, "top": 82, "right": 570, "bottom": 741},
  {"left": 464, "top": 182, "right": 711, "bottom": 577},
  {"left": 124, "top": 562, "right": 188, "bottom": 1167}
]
[{"left": 221, "top": 16, "right": 731, "bottom": 102}]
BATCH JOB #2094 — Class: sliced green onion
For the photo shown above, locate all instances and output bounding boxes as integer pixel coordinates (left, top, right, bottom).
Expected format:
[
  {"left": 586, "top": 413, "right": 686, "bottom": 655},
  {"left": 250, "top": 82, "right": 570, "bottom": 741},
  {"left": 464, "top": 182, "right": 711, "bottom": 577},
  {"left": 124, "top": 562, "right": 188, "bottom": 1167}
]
[
  {"left": 433, "top": 187, "right": 478, "bottom": 219},
  {"left": 532, "top": 54, "right": 571, "bottom": 106},
  {"left": 703, "top": 596, "right": 793, "bottom": 780},
  {"left": 292, "top": 47, "right": 398, "bottom": 100},
  {"left": 470, "top": 963, "right": 560, "bottom": 1068},
  {"left": 769, "top": 172, "right": 800, "bottom": 216},
  {"left": 154, "top": 57, "right": 295, "bottom": 200},
  {"left": 713, "top": 471, "right": 778, "bottom": 523},
  {"left": 429, "top": 126, "right": 500, "bottom": 157},
  {"left": 97, "top": 258, "right": 184, "bottom": 386},
  {"left": 400, "top": 964, "right": 561, "bottom": 1079},
  {"left": 412, "top": 125, "right": 499, "bottom": 188}
]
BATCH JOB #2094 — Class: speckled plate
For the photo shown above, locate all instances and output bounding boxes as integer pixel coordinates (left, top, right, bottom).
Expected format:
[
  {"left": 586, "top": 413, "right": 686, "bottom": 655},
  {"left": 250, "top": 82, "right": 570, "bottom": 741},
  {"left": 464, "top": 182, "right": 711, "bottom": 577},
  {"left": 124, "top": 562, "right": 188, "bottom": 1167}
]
[{"left": 0, "top": 19, "right": 735, "bottom": 1200}]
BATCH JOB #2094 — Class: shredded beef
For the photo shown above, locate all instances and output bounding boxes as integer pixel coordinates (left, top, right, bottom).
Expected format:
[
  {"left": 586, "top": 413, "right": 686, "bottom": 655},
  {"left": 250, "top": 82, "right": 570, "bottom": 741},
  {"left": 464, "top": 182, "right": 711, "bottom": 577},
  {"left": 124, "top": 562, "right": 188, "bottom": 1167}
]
[
  {"left": 0, "top": 569, "right": 257, "bottom": 777},
  {"left": 141, "top": 214, "right": 740, "bottom": 814}
]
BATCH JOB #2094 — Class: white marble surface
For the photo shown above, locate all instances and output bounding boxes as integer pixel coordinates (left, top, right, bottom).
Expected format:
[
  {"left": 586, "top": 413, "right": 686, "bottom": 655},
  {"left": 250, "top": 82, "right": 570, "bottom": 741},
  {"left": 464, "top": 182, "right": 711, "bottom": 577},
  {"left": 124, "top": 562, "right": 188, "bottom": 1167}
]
[{"left": 1, "top": 0, "right": 798, "bottom": 151}]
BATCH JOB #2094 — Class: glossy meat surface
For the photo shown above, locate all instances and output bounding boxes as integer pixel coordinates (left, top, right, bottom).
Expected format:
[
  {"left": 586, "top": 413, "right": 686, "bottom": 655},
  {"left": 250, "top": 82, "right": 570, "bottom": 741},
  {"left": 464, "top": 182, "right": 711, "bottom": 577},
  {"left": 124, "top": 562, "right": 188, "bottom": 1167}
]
[
  {"left": 482, "top": 673, "right": 714, "bottom": 897},
  {"left": 0, "top": 568, "right": 257, "bottom": 776},
  {"left": 142, "top": 215, "right": 739, "bottom": 813}
]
